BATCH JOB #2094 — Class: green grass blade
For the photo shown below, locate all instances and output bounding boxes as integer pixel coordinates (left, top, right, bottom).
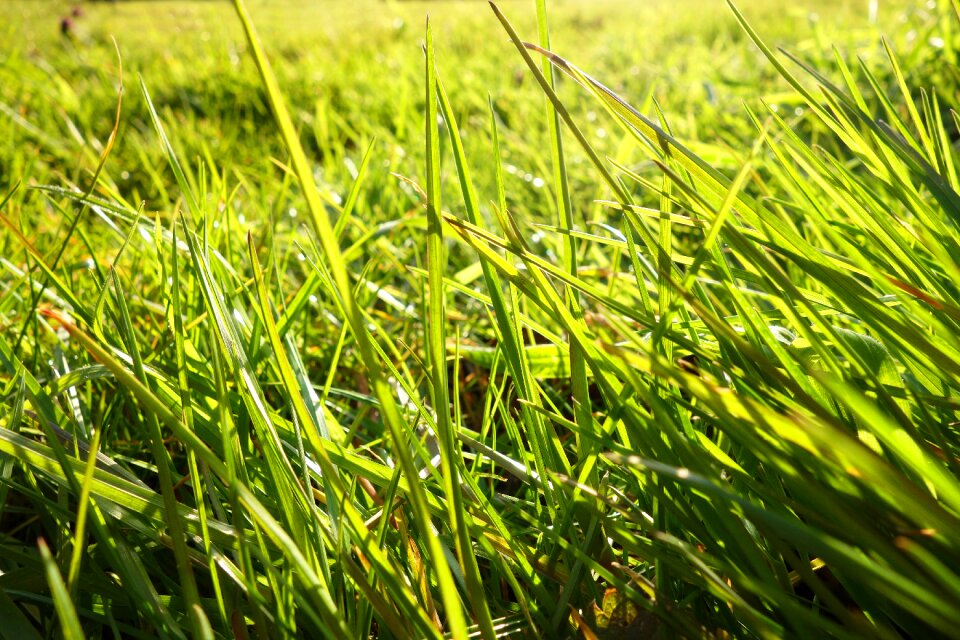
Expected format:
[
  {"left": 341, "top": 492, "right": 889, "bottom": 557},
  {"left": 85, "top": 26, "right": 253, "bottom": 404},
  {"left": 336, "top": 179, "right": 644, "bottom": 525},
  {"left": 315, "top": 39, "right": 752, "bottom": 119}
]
[
  {"left": 424, "top": 21, "right": 496, "bottom": 640},
  {"left": 38, "top": 539, "right": 85, "bottom": 640}
]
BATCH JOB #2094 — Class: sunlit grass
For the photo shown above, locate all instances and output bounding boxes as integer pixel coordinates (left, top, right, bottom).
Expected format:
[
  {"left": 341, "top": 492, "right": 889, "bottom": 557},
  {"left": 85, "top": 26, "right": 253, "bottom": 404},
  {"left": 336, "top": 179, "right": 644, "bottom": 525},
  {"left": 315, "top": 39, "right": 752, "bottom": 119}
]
[{"left": 1, "top": 0, "right": 959, "bottom": 637}]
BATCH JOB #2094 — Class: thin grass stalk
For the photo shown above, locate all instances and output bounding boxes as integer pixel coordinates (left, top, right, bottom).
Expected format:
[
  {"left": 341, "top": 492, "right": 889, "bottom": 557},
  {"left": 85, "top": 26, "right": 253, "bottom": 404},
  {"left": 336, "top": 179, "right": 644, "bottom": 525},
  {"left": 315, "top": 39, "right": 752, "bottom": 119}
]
[
  {"left": 424, "top": 20, "right": 498, "bottom": 640},
  {"left": 230, "top": 1, "right": 468, "bottom": 635}
]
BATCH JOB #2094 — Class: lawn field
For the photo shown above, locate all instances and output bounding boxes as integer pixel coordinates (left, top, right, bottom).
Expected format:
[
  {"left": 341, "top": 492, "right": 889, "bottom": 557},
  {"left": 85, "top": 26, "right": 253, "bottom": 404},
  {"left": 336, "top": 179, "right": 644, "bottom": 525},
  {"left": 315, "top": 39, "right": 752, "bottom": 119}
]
[{"left": 2, "top": 0, "right": 960, "bottom": 638}]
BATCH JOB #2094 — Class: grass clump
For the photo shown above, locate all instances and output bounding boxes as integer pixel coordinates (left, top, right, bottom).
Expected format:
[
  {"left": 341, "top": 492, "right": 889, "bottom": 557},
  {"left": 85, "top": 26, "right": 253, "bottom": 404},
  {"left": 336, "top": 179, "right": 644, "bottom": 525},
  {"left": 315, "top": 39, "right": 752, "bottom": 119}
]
[{"left": 2, "top": 0, "right": 960, "bottom": 637}]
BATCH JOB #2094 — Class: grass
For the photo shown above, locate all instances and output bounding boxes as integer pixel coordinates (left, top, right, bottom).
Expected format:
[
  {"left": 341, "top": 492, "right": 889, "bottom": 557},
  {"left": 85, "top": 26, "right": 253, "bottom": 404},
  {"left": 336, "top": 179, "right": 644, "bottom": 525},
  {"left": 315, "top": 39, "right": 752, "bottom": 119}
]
[{"left": 2, "top": 0, "right": 960, "bottom": 637}]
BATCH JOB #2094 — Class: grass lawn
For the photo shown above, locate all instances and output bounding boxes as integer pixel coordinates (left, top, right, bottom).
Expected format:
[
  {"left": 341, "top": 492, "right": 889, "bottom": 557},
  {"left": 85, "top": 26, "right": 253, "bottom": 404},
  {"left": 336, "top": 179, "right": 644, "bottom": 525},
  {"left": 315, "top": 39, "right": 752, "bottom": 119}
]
[{"left": 2, "top": 0, "right": 960, "bottom": 637}]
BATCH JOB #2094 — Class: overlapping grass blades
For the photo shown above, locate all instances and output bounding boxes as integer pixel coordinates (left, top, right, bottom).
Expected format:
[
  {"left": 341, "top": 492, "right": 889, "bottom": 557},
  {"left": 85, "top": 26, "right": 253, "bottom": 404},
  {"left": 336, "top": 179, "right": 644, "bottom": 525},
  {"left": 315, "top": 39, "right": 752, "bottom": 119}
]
[
  {"left": 0, "top": 0, "right": 958, "bottom": 637},
  {"left": 443, "top": 1, "right": 960, "bottom": 637}
]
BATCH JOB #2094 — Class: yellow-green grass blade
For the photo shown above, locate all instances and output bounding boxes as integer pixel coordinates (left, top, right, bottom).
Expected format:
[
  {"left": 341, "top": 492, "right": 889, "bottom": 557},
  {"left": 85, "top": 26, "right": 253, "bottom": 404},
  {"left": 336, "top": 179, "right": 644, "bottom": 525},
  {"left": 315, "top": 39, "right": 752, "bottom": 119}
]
[
  {"left": 231, "top": 1, "right": 469, "bottom": 634},
  {"left": 108, "top": 267, "right": 206, "bottom": 638},
  {"left": 424, "top": 22, "right": 497, "bottom": 640},
  {"left": 38, "top": 539, "right": 85, "bottom": 640},
  {"left": 166, "top": 223, "right": 229, "bottom": 630}
]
